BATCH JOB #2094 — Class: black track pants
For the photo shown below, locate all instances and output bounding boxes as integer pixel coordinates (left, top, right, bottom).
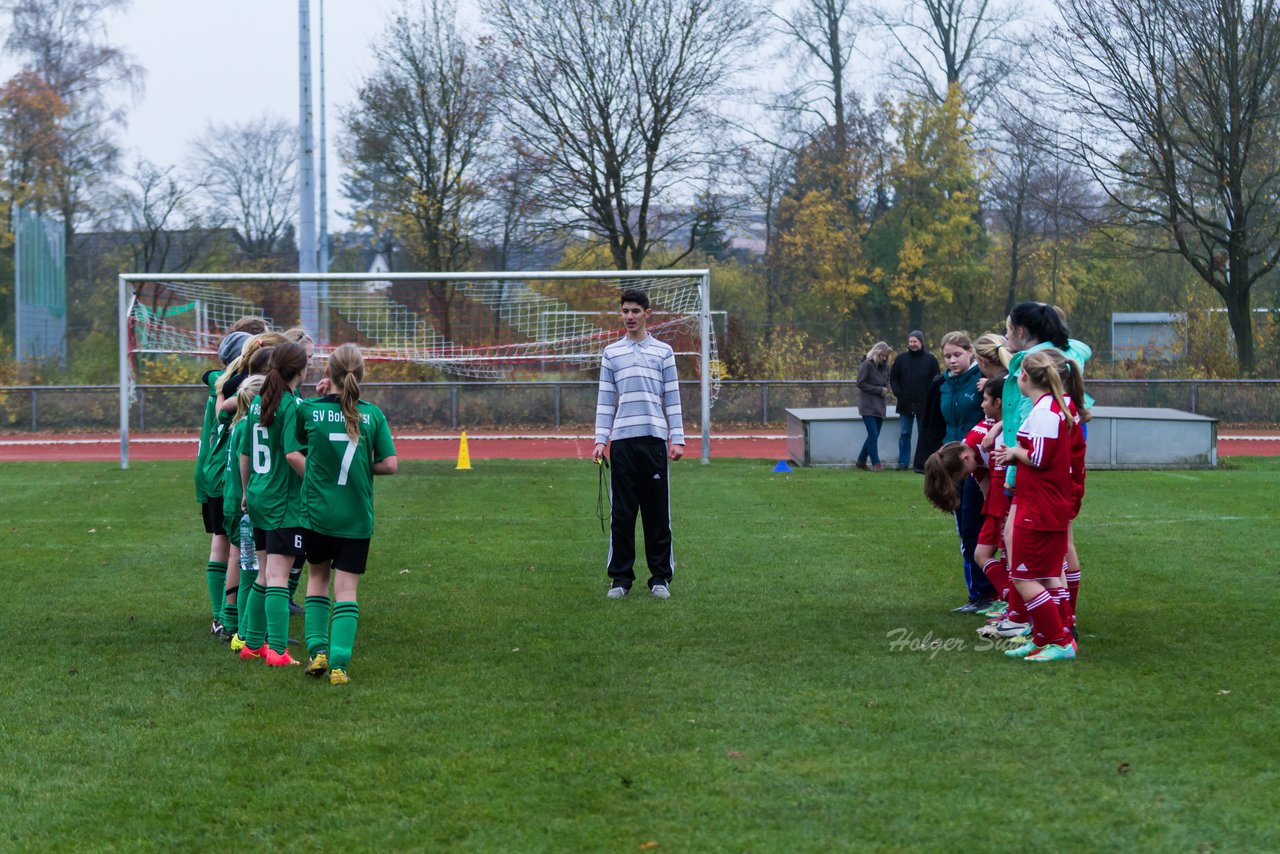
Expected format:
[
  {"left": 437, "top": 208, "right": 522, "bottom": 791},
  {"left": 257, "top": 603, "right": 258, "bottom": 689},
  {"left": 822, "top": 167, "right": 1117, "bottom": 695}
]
[{"left": 606, "top": 436, "right": 674, "bottom": 590}]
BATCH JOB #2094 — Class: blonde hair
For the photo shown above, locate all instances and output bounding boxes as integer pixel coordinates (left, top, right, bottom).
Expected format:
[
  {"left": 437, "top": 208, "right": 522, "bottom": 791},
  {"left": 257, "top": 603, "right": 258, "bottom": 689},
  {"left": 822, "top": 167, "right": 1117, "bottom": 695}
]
[
  {"left": 939, "top": 331, "right": 973, "bottom": 352},
  {"left": 1020, "top": 350, "right": 1090, "bottom": 427},
  {"left": 866, "top": 341, "right": 893, "bottom": 362},
  {"left": 283, "top": 327, "right": 314, "bottom": 350},
  {"left": 328, "top": 343, "right": 366, "bottom": 443},
  {"left": 232, "top": 375, "right": 265, "bottom": 425},
  {"left": 974, "top": 333, "right": 1009, "bottom": 369},
  {"left": 216, "top": 331, "right": 288, "bottom": 396}
]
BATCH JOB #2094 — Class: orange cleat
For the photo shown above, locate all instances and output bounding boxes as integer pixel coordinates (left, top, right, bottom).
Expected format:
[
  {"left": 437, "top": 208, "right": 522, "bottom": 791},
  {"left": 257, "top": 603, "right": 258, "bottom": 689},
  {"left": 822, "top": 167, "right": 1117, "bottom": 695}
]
[{"left": 264, "top": 648, "right": 302, "bottom": 667}]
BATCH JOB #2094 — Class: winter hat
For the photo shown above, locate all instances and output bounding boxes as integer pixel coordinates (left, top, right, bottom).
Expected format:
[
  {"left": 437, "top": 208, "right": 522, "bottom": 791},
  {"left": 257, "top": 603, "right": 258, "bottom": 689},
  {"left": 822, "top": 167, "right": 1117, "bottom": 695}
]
[
  {"left": 217, "top": 331, "right": 251, "bottom": 365},
  {"left": 908, "top": 330, "right": 925, "bottom": 344}
]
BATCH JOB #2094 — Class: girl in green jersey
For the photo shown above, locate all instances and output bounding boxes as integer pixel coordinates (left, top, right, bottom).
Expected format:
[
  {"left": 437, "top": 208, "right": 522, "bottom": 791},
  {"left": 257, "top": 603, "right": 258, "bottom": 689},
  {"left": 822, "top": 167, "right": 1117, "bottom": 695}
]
[
  {"left": 221, "top": 373, "right": 265, "bottom": 646},
  {"left": 196, "top": 329, "right": 254, "bottom": 637},
  {"left": 286, "top": 343, "right": 398, "bottom": 685},
  {"left": 239, "top": 341, "right": 309, "bottom": 667}
]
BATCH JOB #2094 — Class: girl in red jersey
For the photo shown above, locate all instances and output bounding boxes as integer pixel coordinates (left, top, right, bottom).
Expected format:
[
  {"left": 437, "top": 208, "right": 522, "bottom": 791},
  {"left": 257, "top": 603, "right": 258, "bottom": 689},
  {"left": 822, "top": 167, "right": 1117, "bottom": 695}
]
[{"left": 995, "top": 349, "right": 1089, "bottom": 662}]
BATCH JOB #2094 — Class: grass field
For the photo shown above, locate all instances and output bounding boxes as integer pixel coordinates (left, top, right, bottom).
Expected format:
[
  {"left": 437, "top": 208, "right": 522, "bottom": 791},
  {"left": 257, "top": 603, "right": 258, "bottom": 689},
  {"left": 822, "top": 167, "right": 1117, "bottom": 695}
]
[{"left": 2, "top": 457, "right": 1278, "bottom": 851}]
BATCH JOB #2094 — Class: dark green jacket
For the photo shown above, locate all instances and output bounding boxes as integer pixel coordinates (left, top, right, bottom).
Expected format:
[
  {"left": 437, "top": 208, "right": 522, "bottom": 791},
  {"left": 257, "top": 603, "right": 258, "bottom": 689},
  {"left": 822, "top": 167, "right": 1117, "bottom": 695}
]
[{"left": 940, "top": 361, "right": 984, "bottom": 443}]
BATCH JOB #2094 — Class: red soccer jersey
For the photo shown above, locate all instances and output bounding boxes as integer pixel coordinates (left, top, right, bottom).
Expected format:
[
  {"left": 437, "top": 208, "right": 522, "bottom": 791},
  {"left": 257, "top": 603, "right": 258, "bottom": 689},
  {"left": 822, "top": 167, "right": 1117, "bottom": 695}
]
[
  {"left": 1067, "top": 397, "right": 1086, "bottom": 518},
  {"left": 1011, "top": 394, "right": 1077, "bottom": 531},
  {"left": 963, "top": 417, "right": 994, "bottom": 487},
  {"left": 964, "top": 418, "right": 995, "bottom": 467},
  {"left": 982, "top": 431, "right": 1011, "bottom": 520}
]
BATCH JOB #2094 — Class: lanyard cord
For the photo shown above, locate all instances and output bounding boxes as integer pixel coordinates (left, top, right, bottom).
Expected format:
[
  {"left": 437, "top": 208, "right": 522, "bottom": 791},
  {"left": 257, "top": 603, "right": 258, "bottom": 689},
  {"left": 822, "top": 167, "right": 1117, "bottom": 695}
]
[{"left": 596, "top": 457, "right": 611, "bottom": 534}]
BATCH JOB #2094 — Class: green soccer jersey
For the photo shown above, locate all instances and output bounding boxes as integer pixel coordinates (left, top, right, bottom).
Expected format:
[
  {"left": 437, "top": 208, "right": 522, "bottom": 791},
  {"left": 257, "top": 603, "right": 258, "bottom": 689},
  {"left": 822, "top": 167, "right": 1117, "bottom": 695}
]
[
  {"left": 222, "top": 417, "right": 249, "bottom": 528},
  {"left": 194, "top": 369, "right": 223, "bottom": 503},
  {"left": 202, "top": 407, "right": 234, "bottom": 497},
  {"left": 242, "top": 392, "right": 303, "bottom": 530},
  {"left": 288, "top": 396, "right": 396, "bottom": 539}
]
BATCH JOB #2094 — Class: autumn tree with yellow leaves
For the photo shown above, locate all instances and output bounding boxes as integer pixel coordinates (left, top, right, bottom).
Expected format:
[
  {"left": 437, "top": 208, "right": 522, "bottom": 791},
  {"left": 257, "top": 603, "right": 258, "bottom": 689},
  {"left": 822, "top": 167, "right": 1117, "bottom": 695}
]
[{"left": 868, "top": 85, "right": 990, "bottom": 332}]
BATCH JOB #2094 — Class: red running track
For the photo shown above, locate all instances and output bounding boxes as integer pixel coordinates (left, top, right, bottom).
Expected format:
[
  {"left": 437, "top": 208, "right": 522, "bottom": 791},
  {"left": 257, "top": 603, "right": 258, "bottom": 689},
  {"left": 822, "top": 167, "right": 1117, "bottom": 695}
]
[
  {"left": 0, "top": 432, "right": 789, "bottom": 463},
  {"left": 1, "top": 431, "right": 1277, "bottom": 463}
]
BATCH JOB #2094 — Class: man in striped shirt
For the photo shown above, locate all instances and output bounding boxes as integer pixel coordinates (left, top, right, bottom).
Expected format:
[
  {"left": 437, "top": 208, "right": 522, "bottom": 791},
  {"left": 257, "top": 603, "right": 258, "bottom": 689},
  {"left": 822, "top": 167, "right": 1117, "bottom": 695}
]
[{"left": 593, "top": 289, "right": 685, "bottom": 599}]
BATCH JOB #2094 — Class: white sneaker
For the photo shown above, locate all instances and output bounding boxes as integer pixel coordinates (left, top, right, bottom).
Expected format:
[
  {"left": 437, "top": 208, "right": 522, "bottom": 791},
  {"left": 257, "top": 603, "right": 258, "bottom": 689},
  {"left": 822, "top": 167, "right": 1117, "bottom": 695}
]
[
  {"left": 992, "top": 618, "right": 1031, "bottom": 638},
  {"left": 650, "top": 584, "right": 670, "bottom": 599},
  {"left": 606, "top": 586, "right": 629, "bottom": 599}
]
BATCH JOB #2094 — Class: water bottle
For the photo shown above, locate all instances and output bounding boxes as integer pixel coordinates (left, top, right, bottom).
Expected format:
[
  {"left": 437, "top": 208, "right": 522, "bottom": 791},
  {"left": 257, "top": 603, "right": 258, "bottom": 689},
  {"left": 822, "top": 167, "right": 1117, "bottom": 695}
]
[{"left": 239, "top": 514, "right": 258, "bottom": 572}]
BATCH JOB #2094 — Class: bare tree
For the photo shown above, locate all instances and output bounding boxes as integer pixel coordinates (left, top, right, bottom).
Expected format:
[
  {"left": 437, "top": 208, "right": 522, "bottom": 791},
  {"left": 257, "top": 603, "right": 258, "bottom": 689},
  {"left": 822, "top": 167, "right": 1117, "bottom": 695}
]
[
  {"left": 4, "top": 0, "right": 145, "bottom": 242},
  {"left": 482, "top": 0, "right": 759, "bottom": 270},
  {"left": 871, "top": 0, "right": 1024, "bottom": 112},
  {"left": 987, "top": 103, "right": 1108, "bottom": 320},
  {"left": 343, "top": 0, "right": 492, "bottom": 338},
  {"left": 1047, "top": 0, "right": 1280, "bottom": 373},
  {"left": 344, "top": 0, "right": 490, "bottom": 270},
  {"left": 191, "top": 116, "right": 298, "bottom": 261},
  {"left": 747, "top": 142, "right": 796, "bottom": 340},
  {"left": 772, "top": 0, "right": 860, "bottom": 164},
  {"left": 988, "top": 112, "right": 1039, "bottom": 313},
  {"left": 477, "top": 137, "right": 549, "bottom": 273},
  {"left": 106, "top": 158, "right": 219, "bottom": 273}
]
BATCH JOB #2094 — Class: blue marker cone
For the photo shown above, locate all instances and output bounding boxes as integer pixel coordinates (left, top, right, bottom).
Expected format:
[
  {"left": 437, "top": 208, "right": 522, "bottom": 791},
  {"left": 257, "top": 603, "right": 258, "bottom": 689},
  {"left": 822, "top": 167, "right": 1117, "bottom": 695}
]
[{"left": 772, "top": 460, "right": 793, "bottom": 473}]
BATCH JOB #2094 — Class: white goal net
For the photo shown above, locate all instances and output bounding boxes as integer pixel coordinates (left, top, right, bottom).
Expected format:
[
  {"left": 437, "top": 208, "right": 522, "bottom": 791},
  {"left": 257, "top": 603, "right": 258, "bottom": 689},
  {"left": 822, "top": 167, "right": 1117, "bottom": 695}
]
[{"left": 117, "top": 270, "right": 718, "bottom": 465}]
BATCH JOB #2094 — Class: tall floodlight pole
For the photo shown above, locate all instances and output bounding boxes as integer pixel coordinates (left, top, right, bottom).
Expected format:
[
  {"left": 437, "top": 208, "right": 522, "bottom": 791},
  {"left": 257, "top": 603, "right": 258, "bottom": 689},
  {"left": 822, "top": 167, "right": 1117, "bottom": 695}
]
[
  {"left": 298, "top": 0, "right": 319, "bottom": 333},
  {"left": 316, "top": 0, "right": 331, "bottom": 344}
]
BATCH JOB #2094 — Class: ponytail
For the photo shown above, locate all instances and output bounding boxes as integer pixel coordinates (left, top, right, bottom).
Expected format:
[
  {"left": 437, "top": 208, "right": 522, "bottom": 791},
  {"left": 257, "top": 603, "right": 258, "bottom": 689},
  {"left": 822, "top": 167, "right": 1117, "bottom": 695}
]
[
  {"left": 1021, "top": 350, "right": 1077, "bottom": 429},
  {"left": 973, "top": 333, "right": 1009, "bottom": 370},
  {"left": 328, "top": 343, "right": 367, "bottom": 443},
  {"left": 922, "top": 442, "right": 969, "bottom": 512},
  {"left": 1058, "top": 357, "right": 1091, "bottom": 424},
  {"left": 339, "top": 373, "right": 362, "bottom": 442},
  {"left": 259, "top": 341, "right": 308, "bottom": 427},
  {"left": 216, "top": 331, "right": 287, "bottom": 397}
]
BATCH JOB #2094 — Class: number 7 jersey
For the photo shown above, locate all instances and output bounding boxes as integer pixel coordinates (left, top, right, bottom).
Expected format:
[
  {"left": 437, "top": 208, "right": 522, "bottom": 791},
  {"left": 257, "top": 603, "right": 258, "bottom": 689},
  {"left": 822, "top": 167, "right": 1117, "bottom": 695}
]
[{"left": 288, "top": 395, "right": 397, "bottom": 539}]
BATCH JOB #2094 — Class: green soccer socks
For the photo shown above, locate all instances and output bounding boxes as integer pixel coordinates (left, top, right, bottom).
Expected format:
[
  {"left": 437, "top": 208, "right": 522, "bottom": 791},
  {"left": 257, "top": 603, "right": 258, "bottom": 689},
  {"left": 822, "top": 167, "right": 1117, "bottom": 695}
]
[
  {"left": 304, "top": 595, "right": 332, "bottom": 655},
  {"left": 242, "top": 580, "right": 267, "bottom": 650},
  {"left": 264, "top": 586, "right": 291, "bottom": 654},
  {"left": 205, "top": 561, "right": 228, "bottom": 621},
  {"left": 328, "top": 601, "right": 360, "bottom": 670}
]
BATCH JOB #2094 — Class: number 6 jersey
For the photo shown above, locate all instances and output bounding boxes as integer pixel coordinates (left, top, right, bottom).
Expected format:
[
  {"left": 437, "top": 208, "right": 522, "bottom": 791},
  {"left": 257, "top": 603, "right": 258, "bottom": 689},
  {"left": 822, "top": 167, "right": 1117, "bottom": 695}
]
[
  {"left": 288, "top": 395, "right": 397, "bottom": 539},
  {"left": 241, "top": 393, "right": 304, "bottom": 531}
]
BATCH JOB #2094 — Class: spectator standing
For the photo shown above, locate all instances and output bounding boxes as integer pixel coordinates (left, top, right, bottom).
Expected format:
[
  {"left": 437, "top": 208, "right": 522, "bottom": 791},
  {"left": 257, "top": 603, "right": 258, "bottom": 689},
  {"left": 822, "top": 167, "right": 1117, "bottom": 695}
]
[
  {"left": 937, "top": 331, "right": 995, "bottom": 612},
  {"left": 889, "top": 331, "right": 940, "bottom": 470},
  {"left": 855, "top": 342, "right": 893, "bottom": 471}
]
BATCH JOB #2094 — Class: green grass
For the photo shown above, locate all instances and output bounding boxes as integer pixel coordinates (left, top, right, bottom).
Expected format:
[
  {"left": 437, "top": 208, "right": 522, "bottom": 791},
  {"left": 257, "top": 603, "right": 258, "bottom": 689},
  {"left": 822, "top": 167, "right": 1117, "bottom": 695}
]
[{"left": 2, "top": 457, "right": 1278, "bottom": 851}]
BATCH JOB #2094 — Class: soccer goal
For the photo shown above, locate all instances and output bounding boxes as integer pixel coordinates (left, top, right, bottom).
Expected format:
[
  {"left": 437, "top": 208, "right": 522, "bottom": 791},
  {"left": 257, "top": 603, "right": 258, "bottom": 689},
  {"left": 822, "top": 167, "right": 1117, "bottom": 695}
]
[{"left": 117, "top": 270, "right": 718, "bottom": 467}]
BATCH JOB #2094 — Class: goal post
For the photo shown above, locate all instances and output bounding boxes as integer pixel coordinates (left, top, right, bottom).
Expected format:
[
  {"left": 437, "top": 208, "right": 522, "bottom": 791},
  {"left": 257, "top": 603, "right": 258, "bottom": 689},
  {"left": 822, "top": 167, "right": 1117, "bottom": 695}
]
[{"left": 118, "top": 269, "right": 718, "bottom": 468}]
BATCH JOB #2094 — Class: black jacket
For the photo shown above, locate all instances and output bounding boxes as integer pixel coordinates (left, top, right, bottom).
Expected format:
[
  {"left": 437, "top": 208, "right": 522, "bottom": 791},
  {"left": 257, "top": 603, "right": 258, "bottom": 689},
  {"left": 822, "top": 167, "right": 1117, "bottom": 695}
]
[
  {"left": 889, "top": 349, "right": 940, "bottom": 417},
  {"left": 912, "top": 373, "right": 947, "bottom": 472}
]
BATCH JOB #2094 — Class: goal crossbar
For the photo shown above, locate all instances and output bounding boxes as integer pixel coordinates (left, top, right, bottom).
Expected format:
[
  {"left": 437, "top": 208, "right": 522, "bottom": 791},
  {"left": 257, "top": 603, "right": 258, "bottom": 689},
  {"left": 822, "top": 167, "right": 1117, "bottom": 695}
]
[{"left": 118, "top": 269, "right": 715, "bottom": 468}]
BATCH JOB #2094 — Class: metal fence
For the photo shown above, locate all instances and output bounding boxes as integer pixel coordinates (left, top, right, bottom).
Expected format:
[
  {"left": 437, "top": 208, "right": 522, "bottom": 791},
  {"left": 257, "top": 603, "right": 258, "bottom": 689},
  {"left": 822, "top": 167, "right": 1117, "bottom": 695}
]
[{"left": 1, "top": 378, "right": 1278, "bottom": 433}]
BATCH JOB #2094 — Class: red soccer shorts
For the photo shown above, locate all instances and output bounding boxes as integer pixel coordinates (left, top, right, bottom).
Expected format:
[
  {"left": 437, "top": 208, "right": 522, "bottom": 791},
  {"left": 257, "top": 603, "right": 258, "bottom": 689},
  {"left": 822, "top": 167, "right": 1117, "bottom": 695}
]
[
  {"left": 978, "top": 512, "right": 1005, "bottom": 549},
  {"left": 1008, "top": 524, "right": 1069, "bottom": 581}
]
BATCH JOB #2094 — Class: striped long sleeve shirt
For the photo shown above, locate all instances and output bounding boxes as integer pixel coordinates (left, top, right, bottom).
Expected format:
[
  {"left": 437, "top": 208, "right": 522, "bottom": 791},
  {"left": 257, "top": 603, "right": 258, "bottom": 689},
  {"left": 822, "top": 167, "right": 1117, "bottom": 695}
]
[{"left": 594, "top": 334, "right": 685, "bottom": 445}]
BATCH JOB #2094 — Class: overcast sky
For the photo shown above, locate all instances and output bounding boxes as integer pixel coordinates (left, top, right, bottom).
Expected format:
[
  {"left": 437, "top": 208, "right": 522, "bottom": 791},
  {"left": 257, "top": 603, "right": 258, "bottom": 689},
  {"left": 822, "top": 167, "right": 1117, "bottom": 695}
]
[
  {"left": 106, "top": 0, "right": 482, "bottom": 224},
  {"left": 91, "top": 1, "right": 1049, "bottom": 227}
]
